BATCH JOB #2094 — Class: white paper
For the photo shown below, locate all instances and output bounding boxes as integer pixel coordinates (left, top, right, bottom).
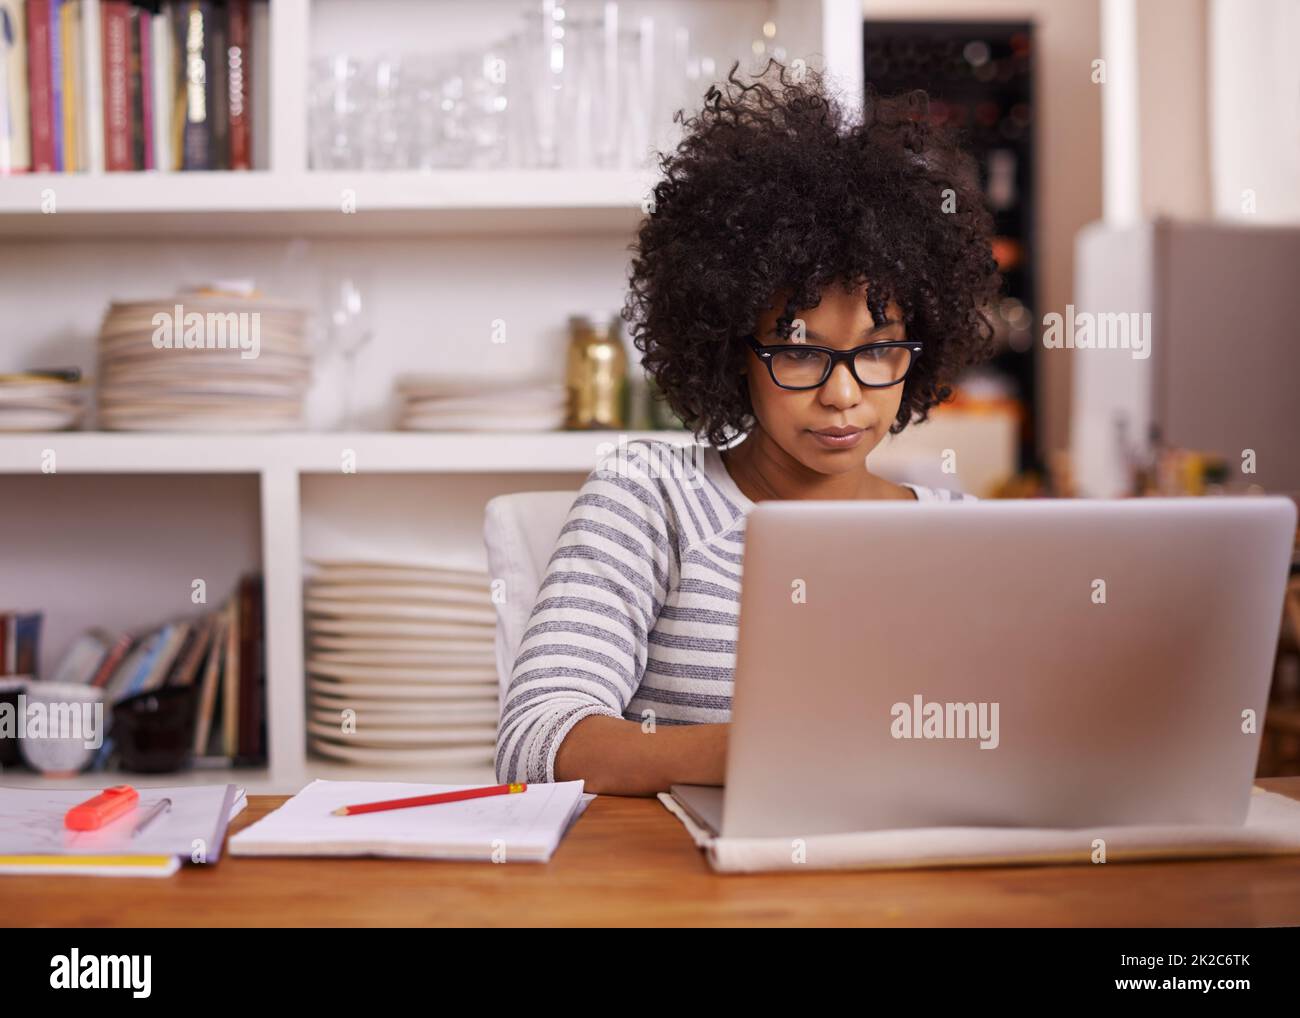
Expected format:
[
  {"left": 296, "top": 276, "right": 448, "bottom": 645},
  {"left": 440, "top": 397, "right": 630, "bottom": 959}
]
[
  {"left": 0, "top": 784, "right": 245, "bottom": 859},
  {"left": 229, "top": 780, "right": 591, "bottom": 863},
  {"left": 661, "top": 786, "right": 1300, "bottom": 873}
]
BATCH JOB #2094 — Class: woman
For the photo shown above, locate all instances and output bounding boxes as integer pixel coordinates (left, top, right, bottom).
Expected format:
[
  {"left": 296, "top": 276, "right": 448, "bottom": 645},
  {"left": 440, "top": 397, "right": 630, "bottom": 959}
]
[{"left": 496, "top": 60, "right": 1002, "bottom": 794}]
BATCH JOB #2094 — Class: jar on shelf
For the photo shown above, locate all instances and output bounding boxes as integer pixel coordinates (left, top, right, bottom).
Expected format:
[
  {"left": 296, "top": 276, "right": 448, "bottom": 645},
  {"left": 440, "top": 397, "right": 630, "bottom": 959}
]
[{"left": 565, "top": 313, "right": 629, "bottom": 429}]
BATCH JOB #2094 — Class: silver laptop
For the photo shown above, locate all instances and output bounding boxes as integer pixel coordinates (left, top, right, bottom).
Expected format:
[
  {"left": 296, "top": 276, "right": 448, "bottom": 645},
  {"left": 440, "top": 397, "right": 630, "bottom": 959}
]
[{"left": 672, "top": 496, "right": 1297, "bottom": 839}]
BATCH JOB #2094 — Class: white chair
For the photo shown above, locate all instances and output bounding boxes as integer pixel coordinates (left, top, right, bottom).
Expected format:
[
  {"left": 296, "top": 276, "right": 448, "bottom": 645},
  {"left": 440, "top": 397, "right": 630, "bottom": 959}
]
[{"left": 482, "top": 490, "right": 581, "bottom": 707}]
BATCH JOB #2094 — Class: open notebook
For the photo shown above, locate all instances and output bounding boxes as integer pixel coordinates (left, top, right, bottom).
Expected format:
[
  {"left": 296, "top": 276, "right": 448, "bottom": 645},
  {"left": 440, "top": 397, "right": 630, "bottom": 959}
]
[
  {"left": 0, "top": 784, "right": 247, "bottom": 878},
  {"left": 229, "top": 780, "right": 593, "bottom": 863}
]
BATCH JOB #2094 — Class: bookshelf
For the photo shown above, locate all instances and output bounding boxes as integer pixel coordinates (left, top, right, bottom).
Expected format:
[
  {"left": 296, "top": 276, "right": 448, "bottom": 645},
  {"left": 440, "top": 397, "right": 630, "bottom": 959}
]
[
  {"left": 0, "top": 0, "right": 1014, "bottom": 795},
  {"left": 0, "top": 0, "right": 863, "bottom": 230}
]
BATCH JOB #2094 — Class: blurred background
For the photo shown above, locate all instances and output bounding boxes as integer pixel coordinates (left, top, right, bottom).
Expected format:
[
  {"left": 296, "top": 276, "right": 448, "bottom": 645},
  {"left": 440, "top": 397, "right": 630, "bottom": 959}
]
[{"left": 1, "top": 0, "right": 1297, "bottom": 787}]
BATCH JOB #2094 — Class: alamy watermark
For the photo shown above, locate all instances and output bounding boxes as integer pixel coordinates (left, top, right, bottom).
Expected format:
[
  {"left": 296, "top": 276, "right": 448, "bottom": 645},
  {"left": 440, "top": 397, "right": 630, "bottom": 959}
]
[
  {"left": 1042, "top": 304, "right": 1151, "bottom": 360},
  {"left": 595, "top": 433, "right": 707, "bottom": 489},
  {"left": 0, "top": 695, "right": 104, "bottom": 749},
  {"left": 890, "top": 694, "right": 1000, "bottom": 749},
  {"left": 151, "top": 304, "right": 261, "bottom": 360},
  {"left": 50, "top": 949, "right": 151, "bottom": 997}
]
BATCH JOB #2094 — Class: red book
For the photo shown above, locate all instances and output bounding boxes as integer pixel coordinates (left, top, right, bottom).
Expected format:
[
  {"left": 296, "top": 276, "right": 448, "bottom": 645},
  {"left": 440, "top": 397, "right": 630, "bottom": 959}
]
[
  {"left": 26, "top": 0, "right": 54, "bottom": 172},
  {"left": 227, "top": 0, "right": 250, "bottom": 169},
  {"left": 89, "top": 632, "right": 135, "bottom": 689},
  {"left": 138, "top": 8, "right": 152, "bottom": 170},
  {"left": 100, "top": 0, "right": 132, "bottom": 171}
]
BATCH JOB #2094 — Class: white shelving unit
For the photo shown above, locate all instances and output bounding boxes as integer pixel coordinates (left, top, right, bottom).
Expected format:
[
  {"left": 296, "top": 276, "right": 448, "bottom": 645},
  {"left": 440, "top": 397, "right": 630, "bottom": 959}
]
[
  {"left": 0, "top": 430, "right": 692, "bottom": 793},
  {"left": 0, "top": 0, "right": 873, "bottom": 793},
  {"left": 0, "top": 170, "right": 656, "bottom": 237}
]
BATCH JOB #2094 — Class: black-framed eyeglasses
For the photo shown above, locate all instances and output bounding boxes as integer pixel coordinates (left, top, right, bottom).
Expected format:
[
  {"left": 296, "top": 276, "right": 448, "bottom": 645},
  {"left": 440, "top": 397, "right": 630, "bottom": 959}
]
[{"left": 743, "top": 334, "right": 923, "bottom": 390}]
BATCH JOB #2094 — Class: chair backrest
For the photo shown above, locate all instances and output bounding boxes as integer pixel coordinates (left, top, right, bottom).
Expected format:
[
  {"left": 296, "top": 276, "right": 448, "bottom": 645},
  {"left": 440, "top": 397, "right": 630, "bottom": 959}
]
[{"left": 482, "top": 490, "right": 581, "bottom": 707}]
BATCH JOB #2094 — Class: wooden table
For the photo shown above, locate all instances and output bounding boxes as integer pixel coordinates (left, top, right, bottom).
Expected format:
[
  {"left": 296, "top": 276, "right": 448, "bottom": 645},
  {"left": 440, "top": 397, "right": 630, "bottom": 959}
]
[{"left": 8, "top": 777, "right": 1300, "bottom": 927}]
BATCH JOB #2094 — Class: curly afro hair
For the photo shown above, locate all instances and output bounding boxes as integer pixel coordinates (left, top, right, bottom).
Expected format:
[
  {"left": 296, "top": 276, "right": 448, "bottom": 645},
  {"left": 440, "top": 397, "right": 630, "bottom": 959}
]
[{"left": 624, "top": 58, "right": 1003, "bottom": 448}]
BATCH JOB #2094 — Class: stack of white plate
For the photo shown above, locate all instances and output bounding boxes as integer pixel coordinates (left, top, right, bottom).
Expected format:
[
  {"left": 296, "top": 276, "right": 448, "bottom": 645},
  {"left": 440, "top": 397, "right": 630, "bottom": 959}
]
[
  {"left": 0, "top": 373, "right": 88, "bottom": 431},
  {"left": 96, "top": 295, "right": 311, "bottom": 431},
  {"left": 304, "top": 559, "right": 500, "bottom": 768},
  {"left": 395, "top": 374, "right": 569, "bottom": 431}
]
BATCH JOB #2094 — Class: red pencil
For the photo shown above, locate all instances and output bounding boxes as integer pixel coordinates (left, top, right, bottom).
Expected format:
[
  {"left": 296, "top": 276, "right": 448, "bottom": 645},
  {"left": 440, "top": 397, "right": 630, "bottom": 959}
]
[{"left": 332, "top": 783, "right": 527, "bottom": 816}]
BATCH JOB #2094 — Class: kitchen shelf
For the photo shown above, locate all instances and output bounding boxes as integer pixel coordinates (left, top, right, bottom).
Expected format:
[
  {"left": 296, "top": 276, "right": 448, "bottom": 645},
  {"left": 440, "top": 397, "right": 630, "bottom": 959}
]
[
  {"left": 0, "top": 170, "right": 655, "bottom": 238},
  {"left": 0, "top": 430, "right": 690, "bottom": 474}
]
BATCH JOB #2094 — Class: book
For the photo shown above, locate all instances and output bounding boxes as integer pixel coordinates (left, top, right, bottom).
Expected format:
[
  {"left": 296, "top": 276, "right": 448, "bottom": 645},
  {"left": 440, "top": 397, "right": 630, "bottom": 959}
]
[
  {"left": 137, "top": 620, "right": 191, "bottom": 693},
  {"left": 167, "top": 0, "right": 183, "bottom": 165},
  {"left": 88, "top": 631, "right": 135, "bottom": 688},
  {"left": 177, "top": 0, "right": 211, "bottom": 170},
  {"left": 166, "top": 612, "right": 213, "bottom": 687},
  {"left": 226, "top": 0, "right": 247, "bottom": 168},
  {"left": 48, "top": 0, "right": 62, "bottom": 170},
  {"left": 25, "top": 0, "right": 53, "bottom": 170},
  {"left": 0, "top": 783, "right": 246, "bottom": 876},
  {"left": 48, "top": 628, "right": 114, "bottom": 685},
  {"left": 126, "top": 3, "right": 142, "bottom": 168},
  {"left": 137, "top": 2, "right": 151, "bottom": 169},
  {"left": 149, "top": 7, "right": 168, "bottom": 168},
  {"left": 247, "top": 0, "right": 265, "bottom": 168},
  {"left": 101, "top": 624, "right": 165, "bottom": 703},
  {"left": 100, "top": 0, "right": 130, "bottom": 170},
  {"left": 79, "top": 0, "right": 102, "bottom": 170},
  {"left": 192, "top": 608, "right": 225, "bottom": 755},
  {"left": 0, "top": 854, "right": 180, "bottom": 876},
  {"left": 7, "top": 612, "right": 41, "bottom": 676},
  {"left": 0, "top": 0, "right": 31, "bottom": 172},
  {"left": 207, "top": 0, "right": 225, "bottom": 169},
  {"left": 221, "top": 589, "right": 238, "bottom": 756},
  {"left": 229, "top": 781, "right": 593, "bottom": 863},
  {"left": 58, "top": 0, "right": 76, "bottom": 170},
  {"left": 235, "top": 574, "right": 262, "bottom": 762}
]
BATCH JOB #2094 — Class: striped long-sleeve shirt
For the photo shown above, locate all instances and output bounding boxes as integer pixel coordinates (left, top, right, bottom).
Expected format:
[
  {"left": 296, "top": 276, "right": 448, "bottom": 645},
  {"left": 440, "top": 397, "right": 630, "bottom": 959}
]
[{"left": 495, "top": 438, "right": 975, "bottom": 784}]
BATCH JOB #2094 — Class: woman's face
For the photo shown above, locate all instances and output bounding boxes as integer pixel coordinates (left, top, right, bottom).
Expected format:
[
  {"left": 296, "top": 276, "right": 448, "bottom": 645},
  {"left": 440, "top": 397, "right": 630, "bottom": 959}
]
[{"left": 742, "top": 282, "right": 909, "bottom": 473}]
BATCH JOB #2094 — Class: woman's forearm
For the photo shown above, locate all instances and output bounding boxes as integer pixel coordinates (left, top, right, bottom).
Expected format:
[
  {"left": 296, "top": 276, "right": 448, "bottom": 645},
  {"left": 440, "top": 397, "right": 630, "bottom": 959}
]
[{"left": 553, "top": 715, "right": 728, "bottom": 796}]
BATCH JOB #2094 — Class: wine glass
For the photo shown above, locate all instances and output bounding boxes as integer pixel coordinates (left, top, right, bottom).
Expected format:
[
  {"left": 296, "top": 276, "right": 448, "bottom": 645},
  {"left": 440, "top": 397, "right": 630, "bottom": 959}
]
[{"left": 321, "top": 268, "right": 374, "bottom": 430}]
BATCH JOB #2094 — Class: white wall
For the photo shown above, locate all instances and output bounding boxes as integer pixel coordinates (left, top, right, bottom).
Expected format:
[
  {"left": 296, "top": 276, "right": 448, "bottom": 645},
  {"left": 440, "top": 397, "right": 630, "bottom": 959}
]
[
  {"left": 1209, "top": 0, "right": 1300, "bottom": 222},
  {"left": 0, "top": 234, "right": 635, "bottom": 431}
]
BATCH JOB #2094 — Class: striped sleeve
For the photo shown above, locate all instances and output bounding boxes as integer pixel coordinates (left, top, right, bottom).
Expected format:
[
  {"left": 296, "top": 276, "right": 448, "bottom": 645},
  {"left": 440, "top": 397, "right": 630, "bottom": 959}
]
[{"left": 495, "top": 449, "right": 677, "bottom": 784}]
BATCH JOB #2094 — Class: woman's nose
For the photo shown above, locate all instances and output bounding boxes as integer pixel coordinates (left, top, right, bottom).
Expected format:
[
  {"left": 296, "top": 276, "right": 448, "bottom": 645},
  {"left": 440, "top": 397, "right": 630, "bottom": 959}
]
[{"left": 818, "top": 360, "right": 862, "bottom": 407}]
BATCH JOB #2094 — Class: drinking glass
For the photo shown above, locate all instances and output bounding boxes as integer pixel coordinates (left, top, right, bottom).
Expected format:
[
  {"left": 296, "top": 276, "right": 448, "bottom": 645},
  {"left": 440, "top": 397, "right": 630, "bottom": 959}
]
[
  {"left": 321, "top": 267, "right": 374, "bottom": 430},
  {"left": 309, "top": 54, "right": 363, "bottom": 170}
]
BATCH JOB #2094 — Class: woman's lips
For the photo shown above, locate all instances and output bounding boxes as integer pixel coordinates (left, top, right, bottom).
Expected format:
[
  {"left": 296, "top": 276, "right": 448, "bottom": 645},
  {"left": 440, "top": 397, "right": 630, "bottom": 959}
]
[{"left": 807, "top": 427, "right": 866, "bottom": 449}]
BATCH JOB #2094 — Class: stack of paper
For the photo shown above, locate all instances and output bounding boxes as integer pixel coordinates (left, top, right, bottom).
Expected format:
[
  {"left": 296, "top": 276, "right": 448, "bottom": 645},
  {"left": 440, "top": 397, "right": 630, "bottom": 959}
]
[
  {"left": 0, "top": 784, "right": 246, "bottom": 877},
  {"left": 229, "top": 780, "right": 591, "bottom": 863}
]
